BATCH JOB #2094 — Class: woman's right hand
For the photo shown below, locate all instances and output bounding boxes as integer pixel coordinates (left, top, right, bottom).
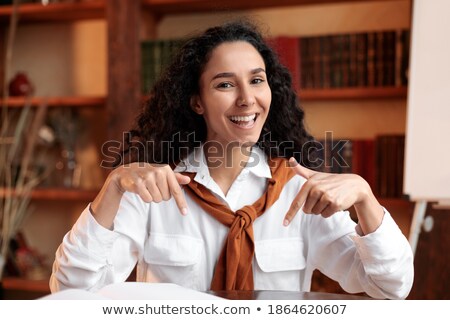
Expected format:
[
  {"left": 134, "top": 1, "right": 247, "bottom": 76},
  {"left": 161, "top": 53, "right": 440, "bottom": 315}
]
[
  {"left": 110, "top": 162, "right": 191, "bottom": 214},
  {"left": 90, "top": 163, "right": 191, "bottom": 229}
]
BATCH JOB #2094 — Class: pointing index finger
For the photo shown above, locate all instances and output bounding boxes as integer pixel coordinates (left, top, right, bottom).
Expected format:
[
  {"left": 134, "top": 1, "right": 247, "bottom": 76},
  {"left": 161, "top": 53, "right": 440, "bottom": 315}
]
[
  {"left": 283, "top": 181, "right": 312, "bottom": 226},
  {"left": 168, "top": 173, "right": 189, "bottom": 216}
]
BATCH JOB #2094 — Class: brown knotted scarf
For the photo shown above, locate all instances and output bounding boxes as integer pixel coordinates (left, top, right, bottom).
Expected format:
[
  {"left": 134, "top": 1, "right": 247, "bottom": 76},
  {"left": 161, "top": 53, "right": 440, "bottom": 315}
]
[{"left": 182, "top": 157, "right": 295, "bottom": 290}]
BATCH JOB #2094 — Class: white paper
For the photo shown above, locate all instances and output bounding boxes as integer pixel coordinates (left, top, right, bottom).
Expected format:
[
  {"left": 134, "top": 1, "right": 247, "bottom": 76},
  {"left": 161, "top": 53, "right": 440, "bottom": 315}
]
[
  {"left": 40, "top": 282, "right": 223, "bottom": 300},
  {"left": 39, "top": 288, "right": 108, "bottom": 300}
]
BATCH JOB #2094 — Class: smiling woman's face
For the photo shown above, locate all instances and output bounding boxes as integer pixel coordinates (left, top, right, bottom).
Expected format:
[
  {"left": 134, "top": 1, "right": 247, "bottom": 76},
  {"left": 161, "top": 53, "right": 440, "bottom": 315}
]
[{"left": 191, "top": 41, "right": 272, "bottom": 147}]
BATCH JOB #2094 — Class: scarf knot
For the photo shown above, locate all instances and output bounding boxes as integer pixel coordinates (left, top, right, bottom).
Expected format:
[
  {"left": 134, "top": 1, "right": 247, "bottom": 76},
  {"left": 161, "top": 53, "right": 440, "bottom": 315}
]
[{"left": 236, "top": 207, "right": 256, "bottom": 229}]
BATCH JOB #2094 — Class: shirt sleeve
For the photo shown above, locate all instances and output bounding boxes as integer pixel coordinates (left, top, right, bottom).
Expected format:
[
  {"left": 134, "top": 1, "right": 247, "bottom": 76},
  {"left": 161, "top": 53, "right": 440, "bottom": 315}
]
[
  {"left": 49, "top": 192, "right": 149, "bottom": 292},
  {"left": 306, "top": 208, "right": 414, "bottom": 299}
]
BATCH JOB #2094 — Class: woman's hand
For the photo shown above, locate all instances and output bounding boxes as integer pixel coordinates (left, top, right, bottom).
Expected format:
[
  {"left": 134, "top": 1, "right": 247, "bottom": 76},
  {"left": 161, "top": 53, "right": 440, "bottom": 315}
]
[
  {"left": 91, "top": 163, "right": 191, "bottom": 229},
  {"left": 110, "top": 163, "right": 191, "bottom": 213},
  {"left": 284, "top": 158, "right": 384, "bottom": 235}
]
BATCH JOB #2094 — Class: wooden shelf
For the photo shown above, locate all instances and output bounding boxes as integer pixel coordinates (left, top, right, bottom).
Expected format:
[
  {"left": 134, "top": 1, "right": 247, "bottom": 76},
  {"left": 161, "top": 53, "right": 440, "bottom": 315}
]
[
  {"left": 143, "top": 0, "right": 396, "bottom": 14},
  {"left": 2, "top": 277, "right": 50, "bottom": 293},
  {"left": 0, "top": 0, "right": 105, "bottom": 23},
  {"left": 1, "top": 95, "right": 106, "bottom": 108},
  {"left": 0, "top": 188, "right": 98, "bottom": 201},
  {"left": 299, "top": 86, "right": 407, "bottom": 101}
]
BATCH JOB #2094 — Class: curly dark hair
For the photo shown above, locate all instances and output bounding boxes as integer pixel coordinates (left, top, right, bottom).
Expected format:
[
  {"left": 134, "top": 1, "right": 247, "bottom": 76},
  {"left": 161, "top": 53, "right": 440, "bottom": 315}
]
[{"left": 119, "top": 20, "right": 318, "bottom": 168}]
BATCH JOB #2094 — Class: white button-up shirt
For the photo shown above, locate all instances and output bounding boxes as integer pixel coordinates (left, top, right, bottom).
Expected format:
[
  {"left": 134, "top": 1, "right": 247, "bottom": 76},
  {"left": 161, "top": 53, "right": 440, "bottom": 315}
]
[{"left": 50, "top": 147, "right": 414, "bottom": 299}]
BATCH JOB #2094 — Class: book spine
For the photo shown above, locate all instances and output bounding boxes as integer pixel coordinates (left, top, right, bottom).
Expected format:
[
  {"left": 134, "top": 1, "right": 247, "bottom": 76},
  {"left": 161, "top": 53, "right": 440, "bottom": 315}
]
[
  {"left": 341, "top": 34, "right": 351, "bottom": 88},
  {"left": 356, "top": 33, "right": 368, "bottom": 87},
  {"left": 375, "top": 31, "right": 385, "bottom": 87},
  {"left": 320, "top": 36, "right": 331, "bottom": 89},
  {"left": 384, "top": 31, "right": 396, "bottom": 86},
  {"left": 271, "top": 36, "right": 301, "bottom": 90},
  {"left": 367, "top": 32, "right": 376, "bottom": 87},
  {"left": 348, "top": 33, "right": 358, "bottom": 87}
]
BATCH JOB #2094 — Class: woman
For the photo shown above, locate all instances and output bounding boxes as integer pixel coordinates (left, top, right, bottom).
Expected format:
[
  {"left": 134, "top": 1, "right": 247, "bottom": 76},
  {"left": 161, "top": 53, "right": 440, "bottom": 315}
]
[{"left": 50, "top": 21, "right": 413, "bottom": 299}]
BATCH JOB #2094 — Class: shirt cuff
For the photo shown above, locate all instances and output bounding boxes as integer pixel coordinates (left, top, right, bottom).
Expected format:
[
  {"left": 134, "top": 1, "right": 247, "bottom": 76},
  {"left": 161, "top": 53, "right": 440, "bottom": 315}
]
[
  {"left": 70, "top": 204, "right": 121, "bottom": 258},
  {"left": 351, "top": 208, "right": 409, "bottom": 274}
]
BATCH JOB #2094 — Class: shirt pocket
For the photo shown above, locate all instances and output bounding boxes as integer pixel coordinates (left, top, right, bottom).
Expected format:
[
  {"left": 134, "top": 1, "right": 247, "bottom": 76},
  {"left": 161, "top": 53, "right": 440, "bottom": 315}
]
[
  {"left": 254, "top": 238, "right": 306, "bottom": 290},
  {"left": 143, "top": 233, "right": 203, "bottom": 289}
]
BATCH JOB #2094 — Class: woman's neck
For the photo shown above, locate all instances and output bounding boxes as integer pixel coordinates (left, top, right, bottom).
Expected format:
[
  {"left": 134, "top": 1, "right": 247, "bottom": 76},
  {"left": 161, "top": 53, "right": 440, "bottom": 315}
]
[{"left": 203, "top": 142, "right": 252, "bottom": 196}]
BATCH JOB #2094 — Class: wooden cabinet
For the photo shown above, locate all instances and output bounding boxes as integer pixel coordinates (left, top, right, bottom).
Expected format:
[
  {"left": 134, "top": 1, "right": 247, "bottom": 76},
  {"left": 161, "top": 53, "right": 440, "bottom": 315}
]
[{"left": 1, "top": 0, "right": 416, "bottom": 298}]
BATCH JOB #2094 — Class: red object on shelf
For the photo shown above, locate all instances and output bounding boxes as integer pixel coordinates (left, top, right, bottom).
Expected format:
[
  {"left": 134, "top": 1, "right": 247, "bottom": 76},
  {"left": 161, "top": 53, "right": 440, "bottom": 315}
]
[
  {"left": 268, "top": 36, "right": 301, "bottom": 89},
  {"left": 8, "top": 72, "right": 34, "bottom": 97}
]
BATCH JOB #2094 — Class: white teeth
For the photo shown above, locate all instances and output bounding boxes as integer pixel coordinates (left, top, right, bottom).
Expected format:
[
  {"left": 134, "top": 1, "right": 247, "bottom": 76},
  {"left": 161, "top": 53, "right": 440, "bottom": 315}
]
[{"left": 229, "top": 114, "right": 256, "bottom": 122}]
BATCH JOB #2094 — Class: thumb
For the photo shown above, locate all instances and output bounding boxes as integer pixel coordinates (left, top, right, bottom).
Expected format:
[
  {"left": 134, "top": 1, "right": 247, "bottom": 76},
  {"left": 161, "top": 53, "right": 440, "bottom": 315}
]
[
  {"left": 288, "top": 157, "right": 315, "bottom": 180},
  {"left": 175, "top": 172, "right": 191, "bottom": 185}
]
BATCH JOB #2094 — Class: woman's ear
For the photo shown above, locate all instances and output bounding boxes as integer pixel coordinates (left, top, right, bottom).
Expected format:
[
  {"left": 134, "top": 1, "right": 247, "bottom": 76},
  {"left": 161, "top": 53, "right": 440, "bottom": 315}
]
[{"left": 190, "top": 96, "right": 204, "bottom": 115}]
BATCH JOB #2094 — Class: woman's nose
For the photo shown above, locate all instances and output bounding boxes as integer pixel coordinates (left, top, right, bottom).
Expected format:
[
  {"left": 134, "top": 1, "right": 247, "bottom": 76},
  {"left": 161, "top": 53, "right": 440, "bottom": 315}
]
[{"left": 236, "top": 87, "right": 255, "bottom": 107}]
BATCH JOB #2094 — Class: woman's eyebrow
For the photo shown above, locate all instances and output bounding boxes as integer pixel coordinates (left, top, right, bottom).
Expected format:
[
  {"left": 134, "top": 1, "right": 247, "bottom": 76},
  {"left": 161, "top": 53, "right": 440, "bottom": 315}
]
[
  {"left": 212, "top": 72, "right": 234, "bottom": 80},
  {"left": 251, "top": 67, "right": 266, "bottom": 74},
  {"left": 211, "top": 68, "right": 266, "bottom": 80}
]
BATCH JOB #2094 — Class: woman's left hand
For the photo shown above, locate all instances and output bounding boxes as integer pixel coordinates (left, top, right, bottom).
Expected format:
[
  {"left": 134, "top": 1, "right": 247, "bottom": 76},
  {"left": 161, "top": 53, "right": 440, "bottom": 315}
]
[{"left": 284, "top": 157, "right": 383, "bottom": 234}]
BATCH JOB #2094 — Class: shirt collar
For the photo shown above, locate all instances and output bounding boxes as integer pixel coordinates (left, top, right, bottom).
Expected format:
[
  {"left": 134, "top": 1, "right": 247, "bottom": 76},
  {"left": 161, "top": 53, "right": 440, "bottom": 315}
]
[{"left": 174, "top": 145, "right": 272, "bottom": 179}]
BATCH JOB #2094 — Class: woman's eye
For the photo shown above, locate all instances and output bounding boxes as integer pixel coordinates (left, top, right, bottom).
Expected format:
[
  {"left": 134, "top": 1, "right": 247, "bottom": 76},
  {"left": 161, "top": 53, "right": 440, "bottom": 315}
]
[
  {"left": 217, "top": 82, "right": 233, "bottom": 89},
  {"left": 251, "top": 78, "right": 265, "bottom": 84}
]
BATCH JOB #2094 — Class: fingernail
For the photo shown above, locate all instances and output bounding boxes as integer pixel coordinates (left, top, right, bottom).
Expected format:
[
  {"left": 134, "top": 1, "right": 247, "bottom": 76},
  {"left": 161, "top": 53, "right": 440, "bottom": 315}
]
[
  {"left": 283, "top": 219, "right": 290, "bottom": 226},
  {"left": 181, "top": 208, "right": 188, "bottom": 216}
]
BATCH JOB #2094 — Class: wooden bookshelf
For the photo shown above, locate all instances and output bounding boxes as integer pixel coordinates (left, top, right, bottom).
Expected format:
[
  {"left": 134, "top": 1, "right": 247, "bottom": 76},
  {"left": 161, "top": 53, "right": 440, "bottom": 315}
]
[
  {"left": 0, "top": 188, "right": 98, "bottom": 201},
  {"left": 1, "top": 96, "right": 106, "bottom": 108},
  {"left": 299, "top": 86, "right": 407, "bottom": 101},
  {"left": 142, "top": 0, "right": 395, "bottom": 14},
  {"left": 0, "top": 0, "right": 105, "bottom": 23}
]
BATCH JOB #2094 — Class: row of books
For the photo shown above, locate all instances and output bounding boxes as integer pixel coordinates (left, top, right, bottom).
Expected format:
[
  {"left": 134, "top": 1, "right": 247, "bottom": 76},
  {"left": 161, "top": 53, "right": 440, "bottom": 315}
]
[
  {"left": 270, "top": 30, "right": 410, "bottom": 90},
  {"left": 141, "top": 29, "right": 410, "bottom": 93},
  {"left": 315, "top": 135, "right": 405, "bottom": 198},
  {"left": 141, "top": 39, "right": 184, "bottom": 94}
]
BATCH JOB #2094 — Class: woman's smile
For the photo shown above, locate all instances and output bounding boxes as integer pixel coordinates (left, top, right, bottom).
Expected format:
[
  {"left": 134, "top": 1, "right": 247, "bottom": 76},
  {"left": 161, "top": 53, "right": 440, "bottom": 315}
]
[{"left": 228, "top": 113, "right": 259, "bottom": 129}]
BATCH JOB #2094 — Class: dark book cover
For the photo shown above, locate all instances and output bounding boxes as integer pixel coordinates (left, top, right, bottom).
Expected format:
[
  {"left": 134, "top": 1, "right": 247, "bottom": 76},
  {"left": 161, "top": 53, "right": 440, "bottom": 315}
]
[
  {"left": 341, "top": 34, "right": 351, "bottom": 88},
  {"left": 320, "top": 36, "right": 332, "bottom": 89},
  {"left": 268, "top": 36, "right": 301, "bottom": 89},
  {"left": 311, "top": 37, "right": 322, "bottom": 88},
  {"left": 330, "top": 35, "right": 343, "bottom": 88},
  {"left": 356, "top": 33, "right": 368, "bottom": 87},
  {"left": 383, "top": 31, "right": 396, "bottom": 86},
  {"left": 375, "top": 31, "right": 385, "bottom": 87},
  {"left": 367, "top": 32, "right": 376, "bottom": 87},
  {"left": 349, "top": 33, "right": 358, "bottom": 87}
]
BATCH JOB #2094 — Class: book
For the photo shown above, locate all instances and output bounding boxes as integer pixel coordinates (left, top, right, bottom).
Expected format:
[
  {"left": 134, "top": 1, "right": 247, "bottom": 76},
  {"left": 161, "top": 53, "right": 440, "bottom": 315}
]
[
  {"left": 40, "top": 282, "right": 224, "bottom": 300},
  {"left": 268, "top": 36, "right": 301, "bottom": 89}
]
